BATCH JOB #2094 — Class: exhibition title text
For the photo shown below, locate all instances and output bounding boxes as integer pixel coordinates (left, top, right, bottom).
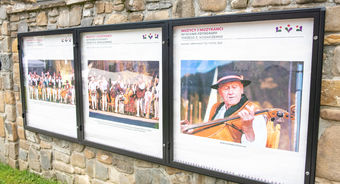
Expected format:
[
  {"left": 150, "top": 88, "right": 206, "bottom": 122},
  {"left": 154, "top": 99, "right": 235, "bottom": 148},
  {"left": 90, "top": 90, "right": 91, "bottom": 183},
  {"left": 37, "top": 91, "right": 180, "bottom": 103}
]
[{"left": 180, "top": 27, "right": 224, "bottom": 41}]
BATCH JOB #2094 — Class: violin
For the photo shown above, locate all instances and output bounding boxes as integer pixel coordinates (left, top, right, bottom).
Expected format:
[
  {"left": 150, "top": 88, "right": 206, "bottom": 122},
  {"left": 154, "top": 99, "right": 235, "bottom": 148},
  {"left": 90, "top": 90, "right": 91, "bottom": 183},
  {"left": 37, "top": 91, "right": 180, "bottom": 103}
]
[{"left": 181, "top": 108, "right": 294, "bottom": 143}]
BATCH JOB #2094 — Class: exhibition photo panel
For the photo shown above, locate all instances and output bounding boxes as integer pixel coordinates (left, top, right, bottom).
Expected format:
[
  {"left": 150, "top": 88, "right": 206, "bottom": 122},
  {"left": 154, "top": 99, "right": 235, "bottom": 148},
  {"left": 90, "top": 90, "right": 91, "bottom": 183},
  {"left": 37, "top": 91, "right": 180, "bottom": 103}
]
[
  {"left": 20, "top": 33, "right": 78, "bottom": 138},
  {"left": 172, "top": 16, "right": 317, "bottom": 184},
  {"left": 180, "top": 60, "right": 303, "bottom": 151},
  {"left": 81, "top": 27, "right": 164, "bottom": 159}
]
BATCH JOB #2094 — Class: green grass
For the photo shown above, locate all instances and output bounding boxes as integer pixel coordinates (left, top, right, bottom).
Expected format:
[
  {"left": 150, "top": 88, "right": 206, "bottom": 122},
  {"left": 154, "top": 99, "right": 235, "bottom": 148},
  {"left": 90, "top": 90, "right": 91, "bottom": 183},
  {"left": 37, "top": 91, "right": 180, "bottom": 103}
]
[{"left": 0, "top": 162, "right": 61, "bottom": 184}]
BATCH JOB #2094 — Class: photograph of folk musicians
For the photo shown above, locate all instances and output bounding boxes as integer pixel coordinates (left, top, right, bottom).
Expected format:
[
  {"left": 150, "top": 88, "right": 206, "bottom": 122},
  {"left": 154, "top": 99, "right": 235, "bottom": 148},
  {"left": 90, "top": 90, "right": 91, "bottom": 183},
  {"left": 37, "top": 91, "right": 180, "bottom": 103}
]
[{"left": 181, "top": 72, "right": 268, "bottom": 147}]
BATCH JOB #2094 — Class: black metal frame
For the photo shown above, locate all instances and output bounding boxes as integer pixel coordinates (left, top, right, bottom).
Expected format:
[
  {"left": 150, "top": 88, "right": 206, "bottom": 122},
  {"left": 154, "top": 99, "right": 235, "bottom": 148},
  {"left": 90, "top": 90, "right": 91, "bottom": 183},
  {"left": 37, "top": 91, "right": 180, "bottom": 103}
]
[
  {"left": 168, "top": 8, "right": 325, "bottom": 184},
  {"left": 18, "top": 29, "right": 81, "bottom": 144},
  {"left": 76, "top": 21, "right": 169, "bottom": 164},
  {"left": 17, "top": 8, "right": 325, "bottom": 184}
]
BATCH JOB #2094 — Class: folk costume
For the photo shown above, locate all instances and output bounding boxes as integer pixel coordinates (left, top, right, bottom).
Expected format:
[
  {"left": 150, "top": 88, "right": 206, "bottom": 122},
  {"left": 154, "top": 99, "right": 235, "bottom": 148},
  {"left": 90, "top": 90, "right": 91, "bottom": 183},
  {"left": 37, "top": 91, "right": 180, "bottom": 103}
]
[
  {"left": 28, "top": 73, "right": 33, "bottom": 99},
  {"left": 153, "top": 82, "right": 160, "bottom": 120},
  {"left": 136, "top": 82, "right": 146, "bottom": 117},
  {"left": 100, "top": 79, "right": 108, "bottom": 111},
  {"left": 208, "top": 94, "right": 267, "bottom": 147},
  {"left": 89, "top": 79, "right": 97, "bottom": 110},
  {"left": 195, "top": 73, "right": 267, "bottom": 147},
  {"left": 144, "top": 88, "right": 152, "bottom": 119},
  {"left": 108, "top": 83, "right": 116, "bottom": 112}
]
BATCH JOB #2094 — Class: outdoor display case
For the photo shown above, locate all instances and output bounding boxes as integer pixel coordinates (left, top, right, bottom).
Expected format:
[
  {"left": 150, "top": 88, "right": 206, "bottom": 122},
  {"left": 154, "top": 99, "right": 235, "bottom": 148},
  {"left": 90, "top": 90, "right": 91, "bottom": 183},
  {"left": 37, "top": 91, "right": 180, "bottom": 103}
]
[
  {"left": 18, "top": 30, "right": 80, "bottom": 142},
  {"left": 169, "top": 8, "right": 324, "bottom": 184},
  {"left": 77, "top": 22, "right": 169, "bottom": 161},
  {"left": 18, "top": 8, "right": 325, "bottom": 184}
]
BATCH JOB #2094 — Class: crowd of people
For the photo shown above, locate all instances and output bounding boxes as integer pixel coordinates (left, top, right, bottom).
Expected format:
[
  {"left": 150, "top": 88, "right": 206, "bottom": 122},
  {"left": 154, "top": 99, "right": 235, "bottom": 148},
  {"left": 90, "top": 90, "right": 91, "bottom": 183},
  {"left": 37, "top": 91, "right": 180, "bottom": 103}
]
[
  {"left": 88, "top": 75, "right": 160, "bottom": 120},
  {"left": 27, "top": 71, "right": 75, "bottom": 105}
]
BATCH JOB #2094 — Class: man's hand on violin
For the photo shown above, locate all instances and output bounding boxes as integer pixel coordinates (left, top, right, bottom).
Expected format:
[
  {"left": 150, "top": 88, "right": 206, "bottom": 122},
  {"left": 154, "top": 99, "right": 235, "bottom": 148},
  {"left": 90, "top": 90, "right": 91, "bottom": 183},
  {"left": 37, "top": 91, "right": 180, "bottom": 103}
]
[
  {"left": 238, "top": 105, "right": 255, "bottom": 142},
  {"left": 180, "top": 120, "right": 192, "bottom": 133}
]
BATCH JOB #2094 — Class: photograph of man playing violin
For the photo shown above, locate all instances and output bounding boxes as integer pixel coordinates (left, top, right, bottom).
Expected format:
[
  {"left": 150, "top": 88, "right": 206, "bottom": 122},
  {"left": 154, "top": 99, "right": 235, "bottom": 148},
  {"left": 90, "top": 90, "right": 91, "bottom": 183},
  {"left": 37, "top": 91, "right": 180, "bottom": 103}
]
[{"left": 180, "top": 60, "right": 302, "bottom": 151}]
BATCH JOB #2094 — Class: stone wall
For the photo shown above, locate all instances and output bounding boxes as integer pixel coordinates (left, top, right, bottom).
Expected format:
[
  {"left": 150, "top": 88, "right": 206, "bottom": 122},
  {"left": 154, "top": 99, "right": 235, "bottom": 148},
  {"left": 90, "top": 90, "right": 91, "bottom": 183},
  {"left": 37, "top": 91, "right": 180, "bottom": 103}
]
[{"left": 0, "top": 0, "right": 339, "bottom": 183}]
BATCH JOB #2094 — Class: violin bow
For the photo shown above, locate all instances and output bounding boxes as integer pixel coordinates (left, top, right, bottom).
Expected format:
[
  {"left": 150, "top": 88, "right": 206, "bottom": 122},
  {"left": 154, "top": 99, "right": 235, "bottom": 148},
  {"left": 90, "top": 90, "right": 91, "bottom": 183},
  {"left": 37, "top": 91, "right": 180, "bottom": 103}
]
[
  {"left": 182, "top": 109, "right": 269, "bottom": 135},
  {"left": 182, "top": 108, "right": 294, "bottom": 135}
]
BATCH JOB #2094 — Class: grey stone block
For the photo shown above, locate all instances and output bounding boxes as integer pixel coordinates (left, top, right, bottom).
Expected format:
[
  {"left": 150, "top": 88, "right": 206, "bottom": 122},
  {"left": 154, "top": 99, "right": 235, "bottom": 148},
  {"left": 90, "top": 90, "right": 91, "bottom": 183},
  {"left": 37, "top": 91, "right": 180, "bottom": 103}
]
[
  {"left": 28, "top": 147, "right": 39, "bottom": 161},
  {"left": 81, "top": 18, "right": 93, "bottom": 27},
  {"left": 47, "top": 24, "right": 57, "bottom": 30},
  {"left": 146, "top": 2, "right": 172, "bottom": 10},
  {"left": 26, "top": 131, "right": 40, "bottom": 143},
  {"left": 135, "top": 169, "right": 170, "bottom": 184},
  {"left": 54, "top": 150, "right": 70, "bottom": 164},
  {"left": 18, "top": 21, "right": 28, "bottom": 33},
  {"left": 86, "top": 159, "right": 94, "bottom": 177},
  {"left": 135, "top": 169, "right": 152, "bottom": 184},
  {"left": 0, "top": 54, "right": 12, "bottom": 72},
  {"left": 95, "top": 161, "right": 108, "bottom": 180},
  {"left": 55, "top": 171, "right": 74, "bottom": 184},
  {"left": 114, "top": 157, "right": 134, "bottom": 174},
  {"left": 39, "top": 134, "right": 53, "bottom": 142},
  {"left": 19, "top": 149, "right": 28, "bottom": 161},
  {"left": 40, "top": 150, "right": 52, "bottom": 170},
  {"left": 0, "top": 7, "right": 6, "bottom": 20},
  {"left": 3, "top": 73, "right": 13, "bottom": 90},
  {"left": 53, "top": 139, "right": 71, "bottom": 155}
]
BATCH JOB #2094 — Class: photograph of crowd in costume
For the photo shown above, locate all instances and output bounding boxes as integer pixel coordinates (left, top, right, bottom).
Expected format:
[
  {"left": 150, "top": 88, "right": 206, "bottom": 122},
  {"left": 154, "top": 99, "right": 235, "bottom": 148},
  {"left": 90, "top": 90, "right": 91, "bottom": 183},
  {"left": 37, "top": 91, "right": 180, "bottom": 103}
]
[
  {"left": 180, "top": 60, "right": 302, "bottom": 151},
  {"left": 87, "top": 60, "right": 160, "bottom": 129},
  {"left": 26, "top": 60, "right": 75, "bottom": 105}
]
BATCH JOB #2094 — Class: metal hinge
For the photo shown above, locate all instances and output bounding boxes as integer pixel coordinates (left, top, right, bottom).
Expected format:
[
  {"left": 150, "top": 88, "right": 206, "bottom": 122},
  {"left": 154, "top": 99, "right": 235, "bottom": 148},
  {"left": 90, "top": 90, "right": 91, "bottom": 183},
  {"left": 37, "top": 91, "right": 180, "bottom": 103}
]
[
  {"left": 73, "top": 42, "right": 78, "bottom": 48},
  {"left": 78, "top": 125, "right": 83, "bottom": 131},
  {"left": 162, "top": 39, "right": 170, "bottom": 46}
]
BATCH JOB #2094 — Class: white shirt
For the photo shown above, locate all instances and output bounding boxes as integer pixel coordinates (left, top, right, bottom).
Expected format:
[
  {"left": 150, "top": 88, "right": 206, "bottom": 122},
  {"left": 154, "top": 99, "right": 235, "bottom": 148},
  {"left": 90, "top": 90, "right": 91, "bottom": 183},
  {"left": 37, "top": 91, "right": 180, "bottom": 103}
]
[
  {"left": 101, "top": 80, "right": 108, "bottom": 91},
  {"left": 89, "top": 81, "right": 97, "bottom": 91}
]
